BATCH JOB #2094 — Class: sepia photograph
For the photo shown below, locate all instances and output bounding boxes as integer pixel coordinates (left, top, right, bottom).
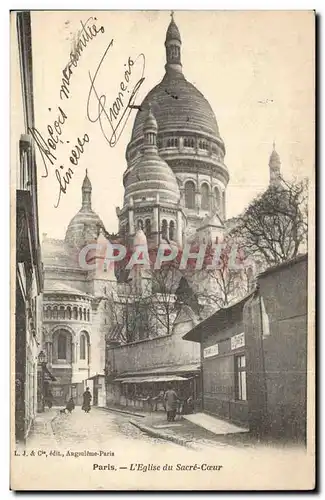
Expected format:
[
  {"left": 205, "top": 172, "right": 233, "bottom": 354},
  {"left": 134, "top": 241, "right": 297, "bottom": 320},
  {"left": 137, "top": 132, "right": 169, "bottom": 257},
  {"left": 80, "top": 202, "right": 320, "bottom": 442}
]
[{"left": 10, "top": 9, "right": 315, "bottom": 490}]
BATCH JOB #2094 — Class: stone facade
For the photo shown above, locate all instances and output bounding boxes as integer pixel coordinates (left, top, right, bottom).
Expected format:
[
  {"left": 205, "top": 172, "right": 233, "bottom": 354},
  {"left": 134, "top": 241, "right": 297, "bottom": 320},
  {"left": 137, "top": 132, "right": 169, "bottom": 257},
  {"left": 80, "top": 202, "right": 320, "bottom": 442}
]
[
  {"left": 41, "top": 177, "right": 117, "bottom": 406},
  {"left": 120, "top": 14, "right": 229, "bottom": 249},
  {"left": 40, "top": 14, "right": 283, "bottom": 410}
]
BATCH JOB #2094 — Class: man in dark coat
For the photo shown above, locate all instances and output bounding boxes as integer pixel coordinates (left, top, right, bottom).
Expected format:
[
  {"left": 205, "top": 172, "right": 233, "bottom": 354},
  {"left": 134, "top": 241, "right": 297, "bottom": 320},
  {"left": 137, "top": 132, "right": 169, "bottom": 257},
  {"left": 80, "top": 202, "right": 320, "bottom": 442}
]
[
  {"left": 82, "top": 387, "right": 92, "bottom": 413},
  {"left": 164, "top": 386, "right": 179, "bottom": 422}
]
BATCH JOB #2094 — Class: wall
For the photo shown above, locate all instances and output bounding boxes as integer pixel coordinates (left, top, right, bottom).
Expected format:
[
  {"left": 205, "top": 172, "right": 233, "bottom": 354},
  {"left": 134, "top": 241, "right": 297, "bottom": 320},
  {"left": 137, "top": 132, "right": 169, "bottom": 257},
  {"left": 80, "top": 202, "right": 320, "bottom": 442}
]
[
  {"left": 258, "top": 257, "right": 308, "bottom": 441},
  {"left": 107, "top": 318, "right": 199, "bottom": 375}
]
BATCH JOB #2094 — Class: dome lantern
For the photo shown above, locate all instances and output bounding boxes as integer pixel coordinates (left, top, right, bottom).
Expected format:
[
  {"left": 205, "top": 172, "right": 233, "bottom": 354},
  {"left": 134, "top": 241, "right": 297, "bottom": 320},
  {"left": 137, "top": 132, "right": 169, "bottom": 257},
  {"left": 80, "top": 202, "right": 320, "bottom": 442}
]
[
  {"left": 82, "top": 169, "right": 92, "bottom": 209},
  {"left": 165, "top": 11, "right": 182, "bottom": 75},
  {"left": 143, "top": 103, "right": 158, "bottom": 149},
  {"left": 269, "top": 141, "right": 282, "bottom": 187}
]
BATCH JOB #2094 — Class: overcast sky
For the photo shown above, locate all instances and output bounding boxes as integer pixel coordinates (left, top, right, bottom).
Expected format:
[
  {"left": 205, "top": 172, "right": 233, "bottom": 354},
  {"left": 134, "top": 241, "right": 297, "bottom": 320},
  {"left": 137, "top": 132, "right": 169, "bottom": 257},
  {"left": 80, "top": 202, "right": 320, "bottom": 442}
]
[{"left": 22, "top": 10, "right": 314, "bottom": 239}]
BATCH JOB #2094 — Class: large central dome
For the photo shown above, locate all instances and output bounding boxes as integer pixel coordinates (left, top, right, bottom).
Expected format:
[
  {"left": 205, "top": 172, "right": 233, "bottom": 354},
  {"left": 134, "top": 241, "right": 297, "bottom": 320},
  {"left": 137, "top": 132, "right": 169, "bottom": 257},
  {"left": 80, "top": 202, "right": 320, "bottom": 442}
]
[
  {"left": 130, "top": 71, "right": 220, "bottom": 142},
  {"left": 127, "top": 13, "right": 224, "bottom": 162}
]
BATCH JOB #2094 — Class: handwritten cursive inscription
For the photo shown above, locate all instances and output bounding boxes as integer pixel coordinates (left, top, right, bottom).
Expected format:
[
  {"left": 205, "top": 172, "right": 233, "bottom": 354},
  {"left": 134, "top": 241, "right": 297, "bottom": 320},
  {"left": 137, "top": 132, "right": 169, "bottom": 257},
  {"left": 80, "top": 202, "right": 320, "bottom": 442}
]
[
  {"left": 60, "top": 17, "right": 105, "bottom": 101},
  {"left": 29, "top": 18, "right": 144, "bottom": 209},
  {"left": 29, "top": 106, "right": 68, "bottom": 178},
  {"left": 87, "top": 41, "right": 146, "bottom": 147},
  {"left": 54, "top": 133, "right": 90, "bottom": 208}
]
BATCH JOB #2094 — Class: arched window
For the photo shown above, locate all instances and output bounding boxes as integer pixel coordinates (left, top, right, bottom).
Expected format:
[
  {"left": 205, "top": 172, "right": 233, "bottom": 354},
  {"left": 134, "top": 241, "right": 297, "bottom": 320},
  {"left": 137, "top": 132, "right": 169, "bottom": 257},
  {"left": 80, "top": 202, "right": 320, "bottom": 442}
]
[
  {"left": 83, "top": 308, "right": 87, "bottom": 321},
  {"left": 145, "top": 219, "right": 151, "bottom": 236},
  {"left": 73, "top": 307, "right": 78, "bottom": 320},
  {"left": 161, "top": 219, "right": 168, "bottom": 239},
  {"left": 46, "top": 307, "right": 51, "bottom": 319},
  {"left": 58, "top": 333, "right": 67, "bottom": 360},
  {"left": 137, "top": 219, "right": 143, "bottom": 230},
  {"left": 67, "top": 307, "right": 72, "bottom": 320},
  {"left": 52, "top": 306, "right": 58, "bottom": 319},
  {"left": 169, "top": 220, "right": 175, "bottom": 241},
  {"left": 184, "top": 181, "right": 196, "bottom": 209},
  {"left": 214, "top": 187, "right": 221, "bottom": 210},
  {"left": 167, "top": 138, "right": 171, "bottom": 147},
  {"left": 87, "top": 310, "right": 90, "bottom": 322},
  {"left": 80, "top": 334, "right": 86, "bottom": 360},
  {"left": 79, "top": 308, "right": 82, "bottom": 320},
  {"left": 59, "top": 306, "right": 65, "bottom": 320},
  {"left": 175, "top": 138, "right": 179, "bottom": 147},
  {"left": 190, "top": 138, "right": 195, "bottom": 148},
  {"left": 201, "top": 183, "right": 210, "bottom": 210},
  {"left": 184, "top": 138, "right": 188, "bottom": 147}
]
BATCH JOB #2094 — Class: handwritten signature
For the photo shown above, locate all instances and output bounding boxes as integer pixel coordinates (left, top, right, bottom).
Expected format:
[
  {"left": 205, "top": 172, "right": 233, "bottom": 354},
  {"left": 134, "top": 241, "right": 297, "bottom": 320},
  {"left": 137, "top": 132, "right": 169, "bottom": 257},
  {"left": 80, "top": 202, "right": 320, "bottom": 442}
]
[
  {"left": 87, "top": 40, "right": 146, "bottom": 147},
  {"left": 28, "top": 26, "right": 145, "bottom": 209}
]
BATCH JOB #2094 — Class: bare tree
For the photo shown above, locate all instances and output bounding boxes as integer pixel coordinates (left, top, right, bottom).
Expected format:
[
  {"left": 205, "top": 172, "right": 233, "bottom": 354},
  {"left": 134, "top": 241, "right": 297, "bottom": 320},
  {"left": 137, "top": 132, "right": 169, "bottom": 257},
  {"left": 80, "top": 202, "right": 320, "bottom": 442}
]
[
  {"left": 190, "top": 242, "right": 253, "bottom": 312},
  {"left": 143, "top": 263, "right": 181, "bottom": 336},
  {"left": 106, "top": 287, "right": 150, "bottom": 344},
  {"left": 230, "top": 177, "right": 308, "bottom": 267}
]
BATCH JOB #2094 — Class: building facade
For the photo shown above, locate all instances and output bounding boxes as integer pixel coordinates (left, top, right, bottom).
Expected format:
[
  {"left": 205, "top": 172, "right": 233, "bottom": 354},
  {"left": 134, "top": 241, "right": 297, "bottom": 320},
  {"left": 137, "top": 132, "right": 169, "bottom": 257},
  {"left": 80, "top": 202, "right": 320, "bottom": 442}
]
[
  {"left": 41, "top": 173, "right": 117, "bottom": 406},
  {"left": 183, "top": 254, "right": 308, "bottom": 442},
  {"left": 118, "top": 14, "right": 229, "bottom": 249},
  {"left": 39, "top": 14, "right": 284, "bottom": 409},
  {"left": 13, "top": 11, "right": 44, "bottom": 441}
]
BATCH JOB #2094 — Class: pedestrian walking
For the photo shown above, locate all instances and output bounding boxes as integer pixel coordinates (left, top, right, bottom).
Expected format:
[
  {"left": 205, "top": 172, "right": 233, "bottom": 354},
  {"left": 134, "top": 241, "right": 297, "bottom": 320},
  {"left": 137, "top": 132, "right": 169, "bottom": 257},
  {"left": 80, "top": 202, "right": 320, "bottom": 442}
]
[
  {"left": 164, "top": 385, "right": 179, "bottom": 422},
  {"left": 82, "top": 387, "right": 92, "bottom": 413}
]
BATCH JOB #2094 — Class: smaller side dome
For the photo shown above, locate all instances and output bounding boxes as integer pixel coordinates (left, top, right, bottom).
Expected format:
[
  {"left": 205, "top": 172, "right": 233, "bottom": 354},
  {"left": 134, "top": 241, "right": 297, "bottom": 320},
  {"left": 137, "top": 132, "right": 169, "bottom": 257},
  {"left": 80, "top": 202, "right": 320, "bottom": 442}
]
[
  {"left": 65, "top": 170, "right": 104, "bottom": 248},
  {"left": 124, "top": 107, "right": 180, "bottom": 206}
]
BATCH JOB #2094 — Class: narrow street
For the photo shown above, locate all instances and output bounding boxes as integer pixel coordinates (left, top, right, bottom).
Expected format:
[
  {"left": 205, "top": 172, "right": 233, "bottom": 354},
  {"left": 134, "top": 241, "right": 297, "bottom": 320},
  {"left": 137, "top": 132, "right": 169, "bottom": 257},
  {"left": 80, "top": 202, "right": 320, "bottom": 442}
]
[{"left": 50, "top": 407, "right": 179, "bottom": 452}]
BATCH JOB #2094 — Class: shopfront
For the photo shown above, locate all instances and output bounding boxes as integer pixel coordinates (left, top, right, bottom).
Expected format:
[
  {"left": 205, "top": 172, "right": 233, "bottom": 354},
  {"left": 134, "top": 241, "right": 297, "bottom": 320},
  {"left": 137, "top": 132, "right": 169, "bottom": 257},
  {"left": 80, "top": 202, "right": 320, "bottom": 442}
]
[
  {"left": 111, "top": 365, "right": 201, "bottom": 412},
  {"left": 183, "top": 295, "right": 253, "bottom": 428}
]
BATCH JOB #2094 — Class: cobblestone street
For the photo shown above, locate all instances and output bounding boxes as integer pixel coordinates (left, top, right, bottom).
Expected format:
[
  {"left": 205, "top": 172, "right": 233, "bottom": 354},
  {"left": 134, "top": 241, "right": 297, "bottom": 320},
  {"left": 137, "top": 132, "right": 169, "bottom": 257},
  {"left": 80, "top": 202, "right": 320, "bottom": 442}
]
[{"left": 49, "top": 407, "right": 179, "bottom": 452}]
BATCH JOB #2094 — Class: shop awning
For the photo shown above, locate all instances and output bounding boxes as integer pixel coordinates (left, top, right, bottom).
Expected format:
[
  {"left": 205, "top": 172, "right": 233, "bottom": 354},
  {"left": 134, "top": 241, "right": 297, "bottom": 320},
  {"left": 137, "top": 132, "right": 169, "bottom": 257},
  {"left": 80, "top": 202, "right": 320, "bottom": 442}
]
[{"left": 114, "top": 375, "right": 190, "bottom": 384}]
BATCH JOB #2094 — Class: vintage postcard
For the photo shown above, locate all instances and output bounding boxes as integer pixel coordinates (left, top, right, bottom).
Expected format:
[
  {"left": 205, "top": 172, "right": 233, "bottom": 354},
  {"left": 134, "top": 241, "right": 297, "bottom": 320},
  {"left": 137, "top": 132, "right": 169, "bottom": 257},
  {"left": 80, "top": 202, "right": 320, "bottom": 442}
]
[{"left": 11, "top": 10, "right": 315, "bottom": 490}]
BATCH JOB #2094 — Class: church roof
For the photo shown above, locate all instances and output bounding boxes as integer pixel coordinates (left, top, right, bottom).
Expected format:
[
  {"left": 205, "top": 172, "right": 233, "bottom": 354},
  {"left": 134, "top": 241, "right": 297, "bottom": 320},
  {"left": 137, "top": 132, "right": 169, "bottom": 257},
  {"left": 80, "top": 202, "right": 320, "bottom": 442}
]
[
  {"left": 42, "top": 238, "right": 81, "bottom": 269},
  {"left": 65, "top": 208, "right": 103, "bottom": 245},
  {"left": 197, "top": 212, "right": 224, "bottom": 231},
  {"left": 130, "top": 73, "right": 220, "bottom": 143},
  {"left": 129, "top": 15, "right": 221, "bottom": 145},
  {"left": 65, "top": 171, "right": 104, "bottom": 247},
  {"left": 44, "top": 281, "right": 90, "bottom": 297}
]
